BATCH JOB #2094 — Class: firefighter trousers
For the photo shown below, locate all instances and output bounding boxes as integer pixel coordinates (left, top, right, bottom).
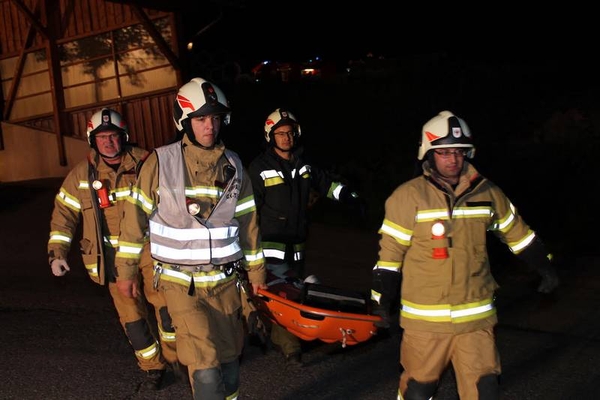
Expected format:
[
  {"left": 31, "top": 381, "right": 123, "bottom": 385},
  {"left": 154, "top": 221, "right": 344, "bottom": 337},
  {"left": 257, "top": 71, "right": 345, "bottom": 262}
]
[
  {"left": 266, "top": 260, "right": 303, "bottom": 356},
  {"left": 108, "top": 270, "right": 169, "bottom": 372},
  {"left": 160, "top": 277, "right": 244, "bottom": 399},
  {"left": 399, "top": 327, "right": 501, "bottom": 400},
  {"left": 140, "top": 260, "right": 177, "bottom": 363}
]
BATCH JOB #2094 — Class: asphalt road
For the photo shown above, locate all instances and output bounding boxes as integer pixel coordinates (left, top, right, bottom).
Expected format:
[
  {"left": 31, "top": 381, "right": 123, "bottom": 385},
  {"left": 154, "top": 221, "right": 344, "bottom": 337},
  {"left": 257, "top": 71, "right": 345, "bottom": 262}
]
[{"left": 2, "top": 178, "right": 599, "bottom": 400}]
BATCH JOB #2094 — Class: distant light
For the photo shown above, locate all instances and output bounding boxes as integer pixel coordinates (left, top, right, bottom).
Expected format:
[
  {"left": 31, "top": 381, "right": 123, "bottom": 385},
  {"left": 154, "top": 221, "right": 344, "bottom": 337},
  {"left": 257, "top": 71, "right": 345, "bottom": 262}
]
[{"left": 187, "top": 42, "right": 194, "bottom": 51}]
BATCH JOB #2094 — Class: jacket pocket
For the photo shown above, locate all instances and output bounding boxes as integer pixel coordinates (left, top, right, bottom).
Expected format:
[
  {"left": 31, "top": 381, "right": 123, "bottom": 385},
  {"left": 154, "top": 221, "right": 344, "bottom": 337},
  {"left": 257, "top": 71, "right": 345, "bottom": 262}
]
[
  {"left": 207, "top": 280, "right": 242, "bottom": 315},
  {"left": 79, "top": 238, "right": 93, "bottom": 255}
]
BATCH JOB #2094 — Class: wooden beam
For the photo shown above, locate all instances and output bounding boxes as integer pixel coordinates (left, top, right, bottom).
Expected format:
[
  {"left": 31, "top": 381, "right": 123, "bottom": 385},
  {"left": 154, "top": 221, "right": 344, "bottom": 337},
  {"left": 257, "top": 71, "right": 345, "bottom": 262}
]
[
  {"left": 3, "top": 0, "right": 41, "bottom": 121},
  {"left": 130, "top": 4, "right": 181, "bottom": 71},
  {"left": 9, "top": 0, "right": 49, "bottom": 39},
  {"left": 45, "top": 0, "right": 68, "bottom": 166}
]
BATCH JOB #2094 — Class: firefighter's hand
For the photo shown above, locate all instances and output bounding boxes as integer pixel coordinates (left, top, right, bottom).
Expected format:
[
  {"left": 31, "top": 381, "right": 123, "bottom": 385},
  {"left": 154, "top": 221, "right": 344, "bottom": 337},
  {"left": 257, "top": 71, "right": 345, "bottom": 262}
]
[
  {"left": 116, "top": 279, "right": 139, "bottom": 298},
  {"left": 252, "top": 282, "right": 268, "bottom": 295},
  {"left": 51, "top": 259, "right": 70, "bottom": 277},
  {"left": 371, "top": 302, "right": 391, "bottom": 329},
  {"left": 537, "top": 267, "right": 560, "bottom": 294}
]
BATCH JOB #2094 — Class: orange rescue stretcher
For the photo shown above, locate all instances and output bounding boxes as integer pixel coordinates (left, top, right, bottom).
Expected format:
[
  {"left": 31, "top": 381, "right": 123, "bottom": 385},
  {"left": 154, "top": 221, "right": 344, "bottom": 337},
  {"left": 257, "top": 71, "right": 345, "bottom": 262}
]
[{"left": 252, "top": 276, "right": 383, "bottom": 348}]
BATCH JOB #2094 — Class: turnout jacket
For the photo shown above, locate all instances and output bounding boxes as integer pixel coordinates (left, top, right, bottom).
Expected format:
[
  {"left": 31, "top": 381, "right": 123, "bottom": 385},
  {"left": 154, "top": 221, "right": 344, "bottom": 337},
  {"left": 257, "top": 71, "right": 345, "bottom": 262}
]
[
  {"left": 248, "top": 146, "right": 348, "bottom": 262},
  {"left": 372, "top": 160, "right": 547, "bottom": 334},
  {"left": 48, "top": 146, "right": 148, "bottom": 285},
  {"left": 115, "top": 136, "right": 265, "bottom": 287}
]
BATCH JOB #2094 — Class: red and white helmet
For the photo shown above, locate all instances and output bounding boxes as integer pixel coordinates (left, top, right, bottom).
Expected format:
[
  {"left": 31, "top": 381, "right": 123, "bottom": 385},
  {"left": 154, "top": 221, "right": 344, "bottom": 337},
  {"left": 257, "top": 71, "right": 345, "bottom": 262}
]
[
  {"left": 417, "top": 110, "right": 475, "bottom": 160},
  {"left": 86, "top": 108, "right": 129, "bottom": 146},
  {"left": 263, "top": 108, "right": 301, "bottom": 143},
  {"left": 173, "top": 77, "right": 231, "bottom": 133}
]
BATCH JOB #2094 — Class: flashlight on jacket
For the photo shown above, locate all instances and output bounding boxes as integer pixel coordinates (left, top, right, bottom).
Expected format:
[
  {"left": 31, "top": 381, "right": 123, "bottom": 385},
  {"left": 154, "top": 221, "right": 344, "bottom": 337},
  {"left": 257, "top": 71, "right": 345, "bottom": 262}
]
[
  {"left": 92, "top": 180, "right": 112, "bottom": 208},
  {"left": 431, "top": 221, "right": 449, "bottom": 259},
  {"left": 186, "top": 197, "right": 200, "bottom": 216}
]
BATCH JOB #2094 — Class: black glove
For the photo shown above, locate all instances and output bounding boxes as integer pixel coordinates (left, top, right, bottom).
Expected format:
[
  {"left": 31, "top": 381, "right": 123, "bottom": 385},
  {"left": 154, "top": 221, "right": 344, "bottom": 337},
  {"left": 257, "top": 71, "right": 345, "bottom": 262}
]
[
  {"left": 340, "top": 187, "right": 367, "bottom": 220},
  {"left": 516, "top": 237, "right": 560, "bottom": 294},
  {"left": 371, "top": 302, "right": 391, "bottom": 329},
  {"left": 339, "top": 186, "right": 358, "bottom": 204},
  {"left": 537, "top": 264, "right": 560, "bottom": 294}
]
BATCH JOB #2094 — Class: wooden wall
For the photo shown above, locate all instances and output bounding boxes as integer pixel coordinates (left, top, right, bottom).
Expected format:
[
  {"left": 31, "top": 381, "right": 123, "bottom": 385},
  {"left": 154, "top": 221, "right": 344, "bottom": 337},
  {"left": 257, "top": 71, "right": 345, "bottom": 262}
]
[{"left": 0, "top": 0, "right": 183, "bottom": 156}]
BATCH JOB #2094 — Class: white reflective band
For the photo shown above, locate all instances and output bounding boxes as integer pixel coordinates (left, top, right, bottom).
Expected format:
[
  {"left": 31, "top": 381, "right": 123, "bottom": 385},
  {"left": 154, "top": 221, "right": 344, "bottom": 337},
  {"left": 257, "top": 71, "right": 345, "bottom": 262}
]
[
  {"left": 245, "top": 250, "right": 265, "bottom": 262},
  {"left": 451, "top": 303, "right": 494, "bottom": 318},
  {"left": 160, "top": 267, "right": 229, "bottom": 284},
  {"left": 113, "top": 189, "right": 131, "bottom": 200},
  {"left": 130, "top": 191, "right": 153, "bottom": 212},
  {"left": 236, "top": 198, "right": 255, "bottom": 213},
  {"left": 373, "top": 265, "right": 398, "bottom": 272},
  {"left": 50, "top": 233, "right": 71, "bottom": 243},
  {"left": 260, "top": 170, "right": 281, "bottom": 180},
  {"left": 402, "top": 305, "right": 451, "bottom": 318},
  {"left": 380, "top": 224, "right": 412, "bottom": 242},
  {"left": 150, "top": 220, "right": 238, "bottom": 241},
  {"left": 402, "top": 302, "right": 494, "bottom": 319},
  {"left": 151, "top": 241, "right": 241, "bottom": 261},
  {"left": 58, "top": 191, "right": 81, "bottom": 210},
  {"left": 137, "top": 342, "right": 159, "bottom": 359},
  {"left": 263, "top": 248, "right": 285, "bottom": 259},
  {"left": 160, "top": 330, "right": 176, "bottom": 341},
  {"left": 194, "top": 272, "right": 229, "bottom": 283},
  {"left": 510, "top": 231, "right": 536, "bottom": 253},
  {"left": 86, "top": 265, "right": 98, "bottom": 275},
  {"left": 497, "top": 212, "right": 515, "bottom": 231},
  {"left": 371, "top": 290, "right": 382, "bottom": 303},
  {"left": 298, "top": 165, "right": 310, "bottom": 176},
  {"left": 78, "top": 181, "right": 90, "bottom": 189},
  {"left": 186, "top": 187, "right": 222, "bottom": 197},
  {"left": 293, "top": 251, "right": 304, "bottom": 261},
  {"left": 416, "top": 210, "right": 448, "bottom": 221},
  {"left": 119, "top": 244, "right": 143, "bottom": 256},
  {"left": 452, "top": 208, "right": 492, "bottom": 217},
  {"left": 332, "top": 184, "right": 343, "bottom": 200}
]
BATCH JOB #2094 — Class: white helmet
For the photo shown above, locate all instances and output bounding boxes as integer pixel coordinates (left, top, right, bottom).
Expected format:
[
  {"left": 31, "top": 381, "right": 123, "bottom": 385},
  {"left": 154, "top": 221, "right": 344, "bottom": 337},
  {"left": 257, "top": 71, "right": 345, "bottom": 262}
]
[
  {"left": 417, "top": 110, "right": 474, "bottom": 160},
  {"left": 263, "top": 108, "right": 302, "bottom": 143},
  {"left": 86, "top": 108, "right": 129, "bottom": 147},
  {"left": 173, "top": 77, "right": 231, "bottom": 133}
]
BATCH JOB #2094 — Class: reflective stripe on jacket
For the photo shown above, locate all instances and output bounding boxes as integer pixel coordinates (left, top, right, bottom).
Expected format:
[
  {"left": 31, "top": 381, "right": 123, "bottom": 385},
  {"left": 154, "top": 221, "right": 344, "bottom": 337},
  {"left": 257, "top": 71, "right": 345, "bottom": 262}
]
[
  {"left": 115, "top": 137, "right": 266, "bottom": 286},
  {"left": 48, "top": 147, "right": 148, "bottom": 285},
  {"left": 248, "top": 146, "right": 345, "bottom": 262},
  {"left": 149, "top": 142, "right": 244, "bottom": 266},
  {"left": 373, "top": 161, "right": 539, "bottom": 334}
]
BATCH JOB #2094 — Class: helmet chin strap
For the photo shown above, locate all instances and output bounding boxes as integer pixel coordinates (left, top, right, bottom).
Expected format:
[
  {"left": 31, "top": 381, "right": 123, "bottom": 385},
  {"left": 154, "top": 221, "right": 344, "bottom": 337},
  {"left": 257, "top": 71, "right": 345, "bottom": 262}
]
[{"left": 426, "top": 151, "right": 438, "bottom": 172}]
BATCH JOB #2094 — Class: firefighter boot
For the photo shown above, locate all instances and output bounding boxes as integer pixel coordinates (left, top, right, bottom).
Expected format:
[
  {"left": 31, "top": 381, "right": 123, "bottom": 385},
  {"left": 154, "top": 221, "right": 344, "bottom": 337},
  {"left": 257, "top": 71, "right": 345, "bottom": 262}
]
[
  {"left": 191, "top": 367, "right": 225, "bottom": 400},
  {"left": 139, "top": 369, "right": 165, "bottom": 391},
  {"left": 221, "top": 359, "right": 240, "bottom": 398}
]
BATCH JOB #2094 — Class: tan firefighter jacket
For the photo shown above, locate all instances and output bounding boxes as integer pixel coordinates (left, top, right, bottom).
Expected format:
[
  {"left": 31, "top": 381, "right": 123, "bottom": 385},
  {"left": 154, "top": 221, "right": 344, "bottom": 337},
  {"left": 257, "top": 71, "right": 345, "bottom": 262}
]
[
  {"left": 115, "top": 136, "right": 266, "bottom": 288},
  {"left": 48, "top": 146, "right": 149, "bottom": 285},
  {"left": 372, "top": 160, "right": 541, "bottom": 334}
]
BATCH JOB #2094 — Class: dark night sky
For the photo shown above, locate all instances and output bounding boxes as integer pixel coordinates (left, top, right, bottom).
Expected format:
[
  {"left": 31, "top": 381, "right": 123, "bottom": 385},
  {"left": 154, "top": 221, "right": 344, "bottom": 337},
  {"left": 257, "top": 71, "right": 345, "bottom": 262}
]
[{"left": 181, "top": 1, "right": 595, "bottom": 68}]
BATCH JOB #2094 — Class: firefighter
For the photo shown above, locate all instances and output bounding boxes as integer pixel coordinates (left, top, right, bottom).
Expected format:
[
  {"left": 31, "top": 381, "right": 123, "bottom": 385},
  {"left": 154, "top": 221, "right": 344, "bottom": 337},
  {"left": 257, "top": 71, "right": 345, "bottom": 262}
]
[
  {"left": 248, "top": 108, "right": 363, "bottom": 365},
  {"left": 371, "top": 110, "right": 560, "bottom": 399},
  {"left": 48, "top": 108, "right": 178, "bottom": 390},
  {"left": 114, "top": 77, "right": 267, "bottom": 400}
]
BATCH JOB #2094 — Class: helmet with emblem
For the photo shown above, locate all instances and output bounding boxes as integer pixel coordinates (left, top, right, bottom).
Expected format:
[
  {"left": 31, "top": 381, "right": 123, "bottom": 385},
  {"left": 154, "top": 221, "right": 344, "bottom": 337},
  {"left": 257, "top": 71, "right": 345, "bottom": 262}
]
[
  {"left": 173, "top": 77, "right": 231, "bottom": 137},
  {"left": 417, "top": 110, "right": 475, "bottom": 160},
  {"left": 263, "top": 108, "right": 302, "bottom": 143},
  {"left": 86, "top": 108, "right": 129, "bottom": 148}
]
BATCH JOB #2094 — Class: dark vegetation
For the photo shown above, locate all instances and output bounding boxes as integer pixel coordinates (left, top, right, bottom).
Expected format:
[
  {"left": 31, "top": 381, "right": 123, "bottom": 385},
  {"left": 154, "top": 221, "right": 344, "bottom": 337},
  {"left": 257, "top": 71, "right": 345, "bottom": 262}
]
[{"left": 211, "top": 52, "right": 598, "bottom": 266}]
